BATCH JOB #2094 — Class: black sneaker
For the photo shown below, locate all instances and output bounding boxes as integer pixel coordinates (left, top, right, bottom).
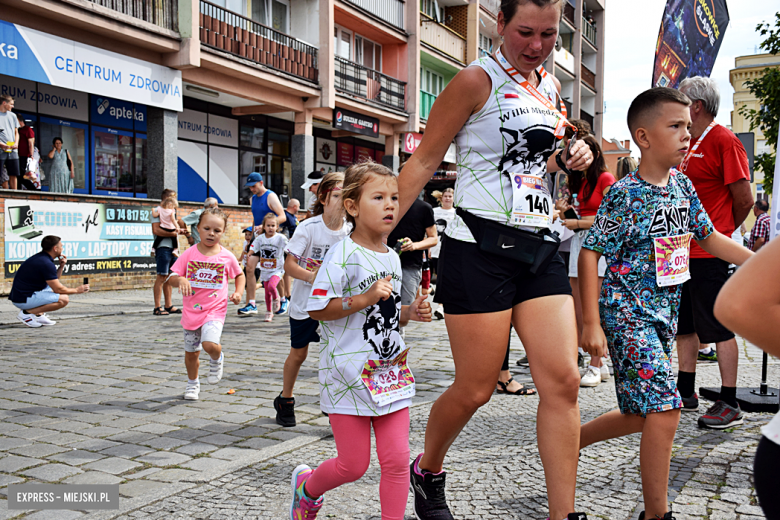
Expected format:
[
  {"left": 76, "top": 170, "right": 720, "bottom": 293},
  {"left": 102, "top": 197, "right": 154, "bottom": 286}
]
[
  {"left": 516, "top": 355, "right": 529, "bottom": 367},
  {"left": 273, "top": 394, "right": 296, "bottom": 427},
  {"left": 639, "top": 511, "right": 676, "bottom": 519},
  {"left": 698, "top": 400, "right": 743, "bottom": 429},
  {"left": 567, "top": 515, "right": 590, "bottom": 520},
  {"left": 410, "top": 454, "right": 454, "bottom": 519},
  {"left": 681, "top": 392, "right": 699, "bottom": 412}
]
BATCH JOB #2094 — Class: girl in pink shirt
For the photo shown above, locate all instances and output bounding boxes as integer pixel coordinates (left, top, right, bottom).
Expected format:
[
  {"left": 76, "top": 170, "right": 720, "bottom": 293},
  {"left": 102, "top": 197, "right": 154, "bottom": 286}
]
[{"left": 169, "top": 208, "right": 245, "bottom": 401}]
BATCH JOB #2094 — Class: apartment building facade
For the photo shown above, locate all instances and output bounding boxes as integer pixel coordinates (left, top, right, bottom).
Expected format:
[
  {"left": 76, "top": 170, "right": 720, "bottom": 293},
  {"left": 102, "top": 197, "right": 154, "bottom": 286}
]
[
  {"left": 730, "top": 53, "right": 780, "bottom": 215},
  {"left": 0, "top": 0, "right": 605, "bottom": 206}
]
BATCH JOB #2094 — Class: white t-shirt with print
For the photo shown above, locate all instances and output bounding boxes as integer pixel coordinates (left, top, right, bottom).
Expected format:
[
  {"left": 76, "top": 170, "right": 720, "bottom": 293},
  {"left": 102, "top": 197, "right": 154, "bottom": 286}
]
[
  {"left": 307, "top": 237, "right": 413, "bottom": 416},
  {"left": 285, "top": 215, "right": 350, "bottom": 321},
  {"left": 249, "top": 233, "right": 288, "bottom": 281},
  {"left": 431, "top": 207, "right": 456, "bottom": 258}
]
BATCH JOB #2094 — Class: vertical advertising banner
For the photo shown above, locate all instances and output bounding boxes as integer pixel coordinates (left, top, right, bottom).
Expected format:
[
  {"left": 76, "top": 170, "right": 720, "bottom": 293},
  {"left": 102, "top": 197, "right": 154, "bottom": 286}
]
[
  {"left": 4, "top": 199, "right": 156, "bottom": 277},
  {"left": 652, "top": 0, "right": 730, "bottom": 88}
]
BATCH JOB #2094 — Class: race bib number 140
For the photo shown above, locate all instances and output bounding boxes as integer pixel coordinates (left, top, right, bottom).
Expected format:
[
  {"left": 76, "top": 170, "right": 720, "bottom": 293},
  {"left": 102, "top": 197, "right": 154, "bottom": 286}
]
[{"left": 511, "top": 173, "right": 552, "bottom": 228}]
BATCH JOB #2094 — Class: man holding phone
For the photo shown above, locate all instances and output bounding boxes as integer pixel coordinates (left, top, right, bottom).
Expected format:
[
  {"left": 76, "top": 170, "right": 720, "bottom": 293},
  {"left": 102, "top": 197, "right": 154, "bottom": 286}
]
[{"left": 9, "top": 235, "right": 90, "bottom": 328}]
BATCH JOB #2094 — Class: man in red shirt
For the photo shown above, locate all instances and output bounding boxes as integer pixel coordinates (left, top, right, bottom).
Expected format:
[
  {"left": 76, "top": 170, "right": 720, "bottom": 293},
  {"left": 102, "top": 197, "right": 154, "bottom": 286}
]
[{"left": 676, "top": 77, "right": 754, "bottom": 429}]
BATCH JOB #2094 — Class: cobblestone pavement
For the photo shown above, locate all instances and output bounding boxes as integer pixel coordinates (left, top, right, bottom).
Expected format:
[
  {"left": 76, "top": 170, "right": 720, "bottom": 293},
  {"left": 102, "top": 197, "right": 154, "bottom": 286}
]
[{"left": 0, "top": 290, "right": 777, "bottom": 519}]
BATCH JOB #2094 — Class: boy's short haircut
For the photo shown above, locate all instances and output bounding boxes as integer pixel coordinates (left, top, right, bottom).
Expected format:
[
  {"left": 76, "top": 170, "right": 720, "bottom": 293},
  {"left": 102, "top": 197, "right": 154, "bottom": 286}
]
[{"left": 627, "top": 87, "right": 691, "bottom": 145}]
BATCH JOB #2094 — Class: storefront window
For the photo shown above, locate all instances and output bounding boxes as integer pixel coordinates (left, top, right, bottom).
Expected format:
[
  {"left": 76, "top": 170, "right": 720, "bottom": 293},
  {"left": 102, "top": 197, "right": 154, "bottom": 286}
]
[
  {"left": 239, "top": 151, "right": 267, "bottom": 205},
  {"left": 267, "top": 127, "right": 290, "bottom": 156},
  {"left": 267, "top": 155, "right": 289, "bottom": 199},
  {"left": 240, "top": 125, "right": 264, "bottom": 149},
  {"left": 38, "top": 117, "right": 88, "bottom": 193},
  {"left": 94, "top": 128, "right": 133, "bottom": 193},
  {"left": 135, "top": 136, "right": 147, "bottom": 195}
]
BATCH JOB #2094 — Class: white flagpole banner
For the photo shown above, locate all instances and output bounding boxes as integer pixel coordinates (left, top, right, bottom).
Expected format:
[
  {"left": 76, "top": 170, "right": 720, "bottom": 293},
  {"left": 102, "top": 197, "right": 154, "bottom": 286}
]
[
  {"left": 771, "top": 132, "right": 780, "bottom": 239},
  {"left": 0, "top": 20, "right": 182, "bottom": 111}
]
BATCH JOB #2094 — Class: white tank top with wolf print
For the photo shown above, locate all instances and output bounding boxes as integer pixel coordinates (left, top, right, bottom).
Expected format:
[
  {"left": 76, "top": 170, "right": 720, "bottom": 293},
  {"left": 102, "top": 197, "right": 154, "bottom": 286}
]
[{"left": 447, "top": 54, "right": 563, "bottom": 242}]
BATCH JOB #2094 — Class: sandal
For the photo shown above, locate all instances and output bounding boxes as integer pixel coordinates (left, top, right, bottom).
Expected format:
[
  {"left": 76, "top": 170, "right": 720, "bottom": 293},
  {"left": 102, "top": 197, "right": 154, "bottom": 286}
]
[
  {"left": 496, "top": 377, "right": 536, "bottom": 396},
  {"left": 153, "top": 307, "right": 169, "bottom": 316},
  {"left": 165, "top": 306, "right": 182, "bottom": 314}
]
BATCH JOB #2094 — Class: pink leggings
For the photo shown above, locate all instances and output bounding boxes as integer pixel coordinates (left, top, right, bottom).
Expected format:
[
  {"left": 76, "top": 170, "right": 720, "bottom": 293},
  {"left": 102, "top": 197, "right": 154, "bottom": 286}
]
[
  {"left": 305, "top": 408, "right": 410, "bottom": 520},
  {"left": 264, "top": 275, "right": 281, "bottom": 311}
]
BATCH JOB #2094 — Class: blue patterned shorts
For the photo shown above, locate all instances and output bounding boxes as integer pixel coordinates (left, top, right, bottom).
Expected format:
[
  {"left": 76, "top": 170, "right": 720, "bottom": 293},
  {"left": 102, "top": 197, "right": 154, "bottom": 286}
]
[{"left": 601, "top": 309, "right": 682, "bottom": 417}]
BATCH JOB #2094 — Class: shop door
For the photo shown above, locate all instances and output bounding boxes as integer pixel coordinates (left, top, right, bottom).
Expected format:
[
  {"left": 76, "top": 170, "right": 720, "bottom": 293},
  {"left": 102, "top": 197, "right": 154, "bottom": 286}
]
[{"left": 38, "top": 116, "right": 90, "bottom": 194}]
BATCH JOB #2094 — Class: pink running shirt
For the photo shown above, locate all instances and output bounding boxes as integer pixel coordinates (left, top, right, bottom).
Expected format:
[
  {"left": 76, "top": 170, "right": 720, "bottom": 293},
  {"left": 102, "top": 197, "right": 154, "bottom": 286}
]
[{"left": 171, "top": 245, "right": 242, "bottom": 330}]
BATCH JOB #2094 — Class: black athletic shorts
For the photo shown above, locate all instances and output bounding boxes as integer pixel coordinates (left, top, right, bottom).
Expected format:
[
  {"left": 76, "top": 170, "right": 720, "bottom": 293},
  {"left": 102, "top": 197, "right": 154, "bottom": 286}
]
[
  {"left": 290, "top": 317, "right": 320, "bottom": 349},
  {"left": 677, "top": 257, "right": 735, "bottom": 343},
  {"left": 433, "top": 236, "right": 571, "bottom": 314}
]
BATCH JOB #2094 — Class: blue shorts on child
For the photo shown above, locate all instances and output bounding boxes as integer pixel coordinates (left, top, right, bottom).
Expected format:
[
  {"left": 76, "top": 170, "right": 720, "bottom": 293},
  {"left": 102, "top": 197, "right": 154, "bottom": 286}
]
[{"left": 290, "top": 317, "right": 320, "bottom": 349}]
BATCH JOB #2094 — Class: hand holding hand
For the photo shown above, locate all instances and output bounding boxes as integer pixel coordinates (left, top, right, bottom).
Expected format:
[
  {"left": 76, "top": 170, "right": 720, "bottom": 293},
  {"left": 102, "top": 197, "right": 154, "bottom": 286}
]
[
  {"left": 366, "top": 276, "right": 393, "bottom": 305},
  {"left": 566, "top": 140, "right": 594, "bottom": 172},
  {"left": 178, "top": 278, "right": 193, "bottom": 297},
  {"left": 409, "top": 290, "right": 432, "bottom": 322},
  {"left": 581, "top": 323, "right": 608, "bottom": 359}
]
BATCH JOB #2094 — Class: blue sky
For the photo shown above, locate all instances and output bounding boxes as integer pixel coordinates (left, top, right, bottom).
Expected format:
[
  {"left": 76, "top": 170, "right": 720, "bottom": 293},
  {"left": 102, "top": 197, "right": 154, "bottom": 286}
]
[{"left": 601, "top": 0, "right": 774, "bottom": 153}]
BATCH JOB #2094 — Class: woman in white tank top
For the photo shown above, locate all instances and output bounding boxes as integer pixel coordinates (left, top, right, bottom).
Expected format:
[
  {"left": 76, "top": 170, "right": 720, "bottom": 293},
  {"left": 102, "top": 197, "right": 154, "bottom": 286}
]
[{"left": 397, "top": 1, "right": 595, "bottom": 519}]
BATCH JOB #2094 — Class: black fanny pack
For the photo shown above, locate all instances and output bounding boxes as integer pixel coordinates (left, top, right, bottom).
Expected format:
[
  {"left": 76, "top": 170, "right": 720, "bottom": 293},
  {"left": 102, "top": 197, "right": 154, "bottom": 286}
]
[{"left": 456, "top": 207, "right": 560, "bottom": 275}]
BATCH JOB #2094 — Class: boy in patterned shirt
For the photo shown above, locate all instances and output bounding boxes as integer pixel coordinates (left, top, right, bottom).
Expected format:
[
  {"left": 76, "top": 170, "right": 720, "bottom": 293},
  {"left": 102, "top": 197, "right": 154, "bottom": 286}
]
[{"left": 576, "top": 88, "right": 753, "bottom": 520}]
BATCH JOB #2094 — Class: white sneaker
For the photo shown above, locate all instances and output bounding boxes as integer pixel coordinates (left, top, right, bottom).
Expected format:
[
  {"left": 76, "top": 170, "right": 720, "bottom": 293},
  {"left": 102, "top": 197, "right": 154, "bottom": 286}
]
[
  {"left": 207, "top": 353, "right": 224, "bottom": 384},
  {"left": 184, "top": 381, "right": 200, "bottom": 400},
  {"left": 17, "top": 310, "right": 42, "bottom": 328},
  {"left": 35, "top": 314, "right": 57, "bottom": 326},
  {"left": 580, "top": 366, "right": 601, "bottom": 387},
  {"left": 600, "top": 362, "right": 610, "bottom": 382}
]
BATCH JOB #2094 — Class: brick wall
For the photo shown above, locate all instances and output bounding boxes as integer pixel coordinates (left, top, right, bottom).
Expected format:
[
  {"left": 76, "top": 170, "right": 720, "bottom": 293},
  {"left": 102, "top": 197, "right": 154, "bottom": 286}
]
[
  {"left": 0, "top": 191, "right": 254, "bottom": 295},
  {"left": 445, "top": 6, "right": 469, "bottom": 38}
]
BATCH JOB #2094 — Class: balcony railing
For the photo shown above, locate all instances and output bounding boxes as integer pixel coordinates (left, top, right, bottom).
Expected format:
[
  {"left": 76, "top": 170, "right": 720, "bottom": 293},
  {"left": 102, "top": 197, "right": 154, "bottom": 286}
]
[
  {"left": 480, "top": 0, "right": 500, "bottom": 17},
  {"left": 335, "top": 56, "right": 406, "bottom": 111},
  {"left": 199, "top": 0, "right": 318, "bottom": 83},
  {"left": 583, "top": 17, "right": 597, "bottom": 47},
  {"left": 343, "top": 0, "right": 404, "bottom": 30},
  {"left": 420, "top": 13, "right": 466, "bottom": 64},
  {"left": 420, "top": 91, "right": 436, "bottom": 120},
  {"left": 563, "top": 2, "right": 576, "bottom": 26},
  {"left": 581, "top": 64, "right": 596, "bottom": 91},
  {"left": 87, "top": 0, "right": 178, "bottom": 31}
]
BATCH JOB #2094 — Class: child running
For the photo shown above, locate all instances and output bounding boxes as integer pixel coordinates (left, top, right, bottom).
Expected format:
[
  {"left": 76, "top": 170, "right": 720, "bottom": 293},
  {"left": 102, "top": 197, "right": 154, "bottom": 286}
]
[
  {"left": 289, "top": 161, "right": 432, "bottom": 520},
  {"left": 273, "top": 172, "right": 349, "bottom": 427},
  {"left": 168, "top": 208, "right": 245, "bottom": 401},
  {"left": 250, "top": 212, "right": 288, "bottom": 322},
  {"left": 577, "top": 88, "right": 753, "bottom": 520}
]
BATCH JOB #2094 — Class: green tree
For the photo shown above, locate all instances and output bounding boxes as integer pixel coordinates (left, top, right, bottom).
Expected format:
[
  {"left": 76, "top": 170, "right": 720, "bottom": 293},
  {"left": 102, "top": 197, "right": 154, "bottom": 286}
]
[{"left": 739, "top": 12, "right": 780, "bottom": 195}]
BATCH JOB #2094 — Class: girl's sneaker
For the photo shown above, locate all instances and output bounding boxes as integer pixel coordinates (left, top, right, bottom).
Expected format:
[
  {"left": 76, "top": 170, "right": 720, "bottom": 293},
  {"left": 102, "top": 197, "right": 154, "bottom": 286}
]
[
  {"left": 207, "top": 353, "right": 224, "bottom": 384},
  {"left": 184, "top": 381, "right": 200, "bottom": 400},
  {"left": 290, "top": 464, "right": 322, "bottom": 519},
  {"left": 265, "top": 312, "right": 273, "bottom": 322}
]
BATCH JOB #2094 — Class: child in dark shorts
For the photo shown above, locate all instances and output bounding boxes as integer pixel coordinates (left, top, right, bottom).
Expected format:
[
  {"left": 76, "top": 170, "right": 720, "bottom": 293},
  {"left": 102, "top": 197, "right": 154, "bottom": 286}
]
[{"left": 577, "top": 88, "right": 753, "bottom": 520}]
